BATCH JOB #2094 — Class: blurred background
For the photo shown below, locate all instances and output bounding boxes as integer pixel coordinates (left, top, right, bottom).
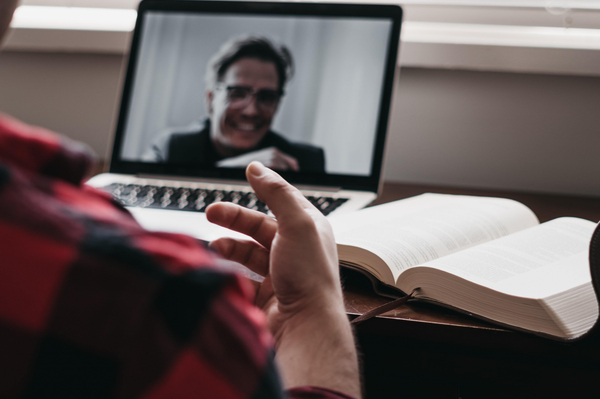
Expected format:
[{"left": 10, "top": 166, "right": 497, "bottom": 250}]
[{"left": 1, "top": 0, "right": 599, "bottom": 195}]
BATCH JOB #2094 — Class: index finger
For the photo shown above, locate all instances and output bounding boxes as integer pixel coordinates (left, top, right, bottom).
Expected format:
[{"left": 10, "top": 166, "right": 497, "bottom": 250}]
[{"left": 206, "top": 201, "right": 277, "bottom": 249}]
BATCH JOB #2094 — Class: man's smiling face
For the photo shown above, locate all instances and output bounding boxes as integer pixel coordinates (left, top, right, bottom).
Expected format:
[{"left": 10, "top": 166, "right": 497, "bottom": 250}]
[{"left": 207, "top": 57, "right": 280, "bottom": 157}]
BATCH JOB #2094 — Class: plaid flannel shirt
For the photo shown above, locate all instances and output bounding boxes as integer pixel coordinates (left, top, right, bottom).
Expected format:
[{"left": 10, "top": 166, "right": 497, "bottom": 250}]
[{"left": 0, "top": 114, "right": 354, "bottom": 399}]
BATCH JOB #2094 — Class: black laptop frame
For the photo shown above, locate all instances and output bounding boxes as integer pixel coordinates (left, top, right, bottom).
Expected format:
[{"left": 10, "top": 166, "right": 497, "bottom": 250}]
[{"left": 109, "top": 0, "right": 402, "bottom": 193}]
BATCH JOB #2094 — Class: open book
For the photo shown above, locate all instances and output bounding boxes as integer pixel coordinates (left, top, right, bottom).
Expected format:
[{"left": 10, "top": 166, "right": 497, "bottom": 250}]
[{"left": 329, "top": 193, "right": 599, "bottom": 341}]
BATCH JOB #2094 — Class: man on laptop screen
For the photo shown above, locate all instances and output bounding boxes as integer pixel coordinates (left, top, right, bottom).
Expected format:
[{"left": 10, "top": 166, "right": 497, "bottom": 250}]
[{"left": 143, "top": 35, "right": 326, "bottom": 172}]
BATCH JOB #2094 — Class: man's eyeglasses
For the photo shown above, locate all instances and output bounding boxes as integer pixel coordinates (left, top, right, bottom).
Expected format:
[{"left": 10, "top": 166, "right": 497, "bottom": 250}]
[{"left": 217, "top": 85, "right": 283, "bottom": 111}]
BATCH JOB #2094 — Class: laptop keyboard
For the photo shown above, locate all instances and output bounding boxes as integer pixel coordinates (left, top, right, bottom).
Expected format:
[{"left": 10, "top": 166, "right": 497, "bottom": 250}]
[{"left": 102, "top": 183, "right": 348, "bottom": 216}]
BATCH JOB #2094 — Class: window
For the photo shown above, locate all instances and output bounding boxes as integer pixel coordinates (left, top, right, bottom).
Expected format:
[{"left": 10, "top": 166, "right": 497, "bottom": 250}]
[
  {"left": 20, "top": 0, "right": 140, "bottom": 9},
  {"left": 6, "top": 0, "right": 600, "bottom": 76}
]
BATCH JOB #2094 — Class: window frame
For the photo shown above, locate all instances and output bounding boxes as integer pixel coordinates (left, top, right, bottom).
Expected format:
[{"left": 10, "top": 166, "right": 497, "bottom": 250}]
[{"left": 6, "top": 0, "right": 600, "bottom": 77}]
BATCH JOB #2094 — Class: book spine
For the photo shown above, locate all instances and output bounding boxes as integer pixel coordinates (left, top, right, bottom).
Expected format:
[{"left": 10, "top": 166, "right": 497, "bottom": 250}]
[
  {"left": 586, "top": 223, "right": 600, "bottom": 343},
  {"left": 591, "top": 223, "right": 600, "bottom": 284}
]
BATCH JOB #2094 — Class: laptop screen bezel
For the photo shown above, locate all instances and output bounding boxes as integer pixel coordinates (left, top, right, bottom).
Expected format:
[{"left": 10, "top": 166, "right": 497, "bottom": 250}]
[{"left": 109, "top": 0, "right": 402, "bottom": 192}]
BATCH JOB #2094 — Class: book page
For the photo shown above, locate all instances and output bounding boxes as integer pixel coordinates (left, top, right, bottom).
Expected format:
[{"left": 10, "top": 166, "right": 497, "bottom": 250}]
[
  {"left": 330, "top": 193, "right": 539, "bottom": 281},
  {"left": 421, "top": 217, "right": 596, "bottom": 298}
]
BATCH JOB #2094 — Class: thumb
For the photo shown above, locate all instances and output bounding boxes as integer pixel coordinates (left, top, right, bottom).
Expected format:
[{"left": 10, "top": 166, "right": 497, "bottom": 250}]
[{"left": 246, "top": 162, "right": 315, "bottom": 222}]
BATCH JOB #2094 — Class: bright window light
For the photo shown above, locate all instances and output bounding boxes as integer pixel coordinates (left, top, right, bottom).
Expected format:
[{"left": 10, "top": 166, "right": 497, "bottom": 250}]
[
  {"left": 403, "top": 22, "right": 600, "bottom": 50},
  {"left": 10, "top": 5, "right": 137, "bottom": 32},
  {"left": 398, "top": 0, "right": 600, "bottom": 8}
]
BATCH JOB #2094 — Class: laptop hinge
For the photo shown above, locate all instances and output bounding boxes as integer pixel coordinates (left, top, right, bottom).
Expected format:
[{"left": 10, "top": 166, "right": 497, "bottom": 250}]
[
  {"left": 136, "top": 174, "right": 342, "bottom": 192},
  {"left": 292, "top": 184, "right": 342, "bottom": 193},
  {"left": 136, "top": 174, "right": 250, "bottom": 187}
]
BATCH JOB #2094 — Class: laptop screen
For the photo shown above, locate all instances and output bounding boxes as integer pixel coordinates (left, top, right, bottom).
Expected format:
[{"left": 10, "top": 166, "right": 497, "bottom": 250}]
[{"left": 110, "top": 0, "right": 402, "bottom": 192}]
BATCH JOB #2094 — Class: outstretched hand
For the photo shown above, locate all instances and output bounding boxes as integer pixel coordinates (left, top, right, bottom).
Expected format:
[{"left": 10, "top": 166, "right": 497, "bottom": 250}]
[{"left": 206, "top": 162, "right": 360, "bottom": 398}]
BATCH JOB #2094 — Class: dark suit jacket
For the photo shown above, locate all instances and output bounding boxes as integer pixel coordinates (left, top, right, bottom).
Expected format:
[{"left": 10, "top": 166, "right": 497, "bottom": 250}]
[{"left": 144, "top": 120, "right": 326, "bottom": 173}]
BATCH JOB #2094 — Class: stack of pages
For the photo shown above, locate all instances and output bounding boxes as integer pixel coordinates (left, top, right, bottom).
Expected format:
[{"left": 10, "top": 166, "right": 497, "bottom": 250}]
[{"left": 329, "top": 193, "right": 599, "bottom": 341}]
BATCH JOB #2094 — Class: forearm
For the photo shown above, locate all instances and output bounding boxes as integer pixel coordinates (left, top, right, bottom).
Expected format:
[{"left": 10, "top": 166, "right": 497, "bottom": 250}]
[{"left": 274, "top": 301, "right": 361, "bottom": 399}]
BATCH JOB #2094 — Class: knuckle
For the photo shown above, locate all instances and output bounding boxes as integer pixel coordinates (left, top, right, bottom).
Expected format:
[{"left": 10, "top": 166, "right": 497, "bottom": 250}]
[
  {"left": 248, "top": 215, "right": 267, "bottom": 238},
  {"left": 214, "top": 238, "right": 235, "bottom": 259},
  {"left": 293, "top": 213, "right": 320, "bottom": 234},
  {"left": 241, "top": 243, "right": 254, "bottom": 265},
  {"left": 226, "top": 204, "right": 243, "bottom": 229},
  {"left": 267, "top": 176, "right": 291, "bottom": 194}
]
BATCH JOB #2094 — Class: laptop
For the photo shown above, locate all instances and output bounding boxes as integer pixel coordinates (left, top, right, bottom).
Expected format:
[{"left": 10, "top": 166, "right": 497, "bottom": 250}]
[{"left": 87, "top": 0, "right": 403, "bottom": 242}]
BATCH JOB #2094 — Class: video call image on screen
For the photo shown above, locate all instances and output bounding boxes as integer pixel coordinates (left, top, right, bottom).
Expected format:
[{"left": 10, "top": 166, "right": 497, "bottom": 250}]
[{"left": 119, "top": 11, "right": 392, "bottom": 176}]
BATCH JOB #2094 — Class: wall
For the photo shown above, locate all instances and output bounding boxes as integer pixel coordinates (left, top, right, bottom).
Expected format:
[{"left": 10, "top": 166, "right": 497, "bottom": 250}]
[
  {"left": 0, "top": 51, "right": 123, "bottom": 160},
  {"left": 386, "top": 68, "right": 600, "bottom": 196},
  {"left": 0, "top": 50, "right": 599, "bottom": 196}
]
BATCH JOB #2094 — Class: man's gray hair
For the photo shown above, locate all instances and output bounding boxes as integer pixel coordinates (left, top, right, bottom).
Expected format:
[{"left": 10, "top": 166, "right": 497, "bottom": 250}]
[{"left": 205, "top": 35, "right": 294, "bottom": 92}]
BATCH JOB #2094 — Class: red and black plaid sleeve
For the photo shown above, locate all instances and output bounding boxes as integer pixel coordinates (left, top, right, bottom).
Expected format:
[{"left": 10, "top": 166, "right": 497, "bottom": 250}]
[
  {"left": 0, "top": 113, "right": 94, "bottom": 185},
  {"left": 0, "top": 115, "right": 355, "bottom": 399}
]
